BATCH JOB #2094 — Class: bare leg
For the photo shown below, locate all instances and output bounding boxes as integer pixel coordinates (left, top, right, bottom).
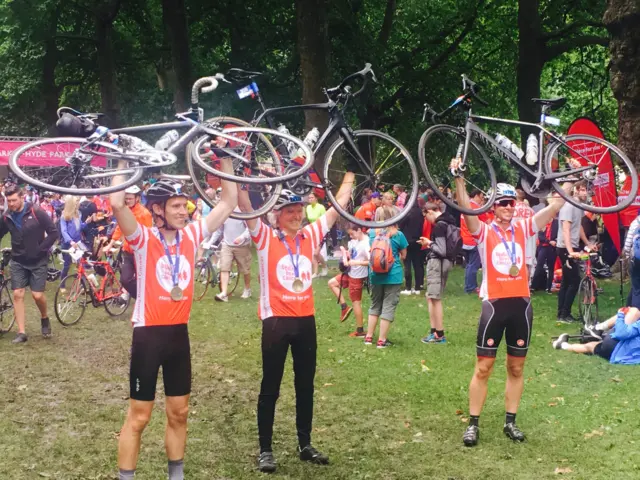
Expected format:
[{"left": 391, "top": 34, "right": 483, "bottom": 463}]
[
  {"left": 327, "top": 278, "right": 345, "bottom": 304},
  {"left": 562, "top": 341, "right": 599, "bottom": 354},
  {"left": 427, "top": 298, "right": 443, "bottom": 330},
  {"left": 12, "top": 288, "right": 26, "bottom": 334},
  {"left": 165, "top": 395, "right": 190, "bottom": 461},
  {"left": 352, "top": 300, "right": 363, "bottom": 328},
  {"left": 31, "top": 291, "right": 48, "bottom": 318},
  {"left": 469, "top": 357, "right": 496, "bottom": 416},
  {"left": 118, "top": 399, "right": 154, "bottom": 470},
  {"left": 219, "top": 271, "right": 229, "bottom": 296},
  {"left": 378, "top": 318, "right": 391, "bottom": 341},
  {"left": 367, "top": 314, "right": 379, "bottom": 338},
  {"left": 505, "top": 356, "right": 526, "bottom": 414},
  {"left": 243, "top": 273, "right": 251, "bottom": 289}
]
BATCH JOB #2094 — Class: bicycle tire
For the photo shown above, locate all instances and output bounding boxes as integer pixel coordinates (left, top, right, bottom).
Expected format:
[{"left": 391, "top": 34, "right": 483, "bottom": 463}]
[
  {"left": 9, "top": 137, "right": 143, "bottom": 195},
  {"left": 222, "top": 259, "right": 240, "bottom": 296},
  {"left": 54, "top": 274, "right": 88, "bottom": 326},
  {"left": 103, "top": 273, "right": 130, "bottom": 316},
  {"left": 186, "top": 117, "right": 282, "bottom": 220},
  {"left": 545, "top": 134, "right": 638, "bottom": 214},
  {"left": 323, "top": 129, "right": 418, "bottom": 228},
  {"left": 194, "top": 259, "right": 212, "bottom": 301},
  {"left": 418, "top": 124, "right": 496, "bottom": 215},
  {"left": 0, "top": 281, "right": 15, "bottom": 334},
  {"left": 578, "top": 276, "right": 598, "bottom": 328},
  {"left": 190, "top": 127, "right": 313, "bottom": 184}
]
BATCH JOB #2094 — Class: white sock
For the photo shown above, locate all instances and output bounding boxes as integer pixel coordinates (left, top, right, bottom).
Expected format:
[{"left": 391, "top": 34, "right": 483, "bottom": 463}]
[{"left": 561, "top": 342, "right": 570, "bottom": 350}]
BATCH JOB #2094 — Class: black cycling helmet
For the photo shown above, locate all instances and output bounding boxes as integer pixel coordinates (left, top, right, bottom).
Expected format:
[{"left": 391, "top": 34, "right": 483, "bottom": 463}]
[
  {"left": 146, "top": 179, "right": 188, "bottom": 230},
  {"left": 146, "top": 179, "right": 187, "bottom": 203}
]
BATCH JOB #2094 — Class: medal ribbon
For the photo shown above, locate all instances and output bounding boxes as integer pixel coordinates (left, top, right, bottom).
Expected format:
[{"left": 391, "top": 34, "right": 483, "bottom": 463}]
[
  {"left": 491, "top": 223, "right": 517, "bottom": 267},
  {"left": 158, "top": 230, "right": 180, "bottom": 287},
  {"left": 280, "top": 232, "right": 301, "bottom": 279}
]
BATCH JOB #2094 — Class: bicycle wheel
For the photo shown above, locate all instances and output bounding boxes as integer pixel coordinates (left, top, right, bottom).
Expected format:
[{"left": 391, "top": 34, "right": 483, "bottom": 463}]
[
  {"left": 545, "top": 134, "right": 638, "bottom": 213},
  {"left": 9, "top": 137, "right": 144, "bottom": 195},
  {"left": 0, "top": 282, "right": 15, "bottom": 334},
  {"left": 223, "top": 260, "right": 240, "bottom": 296},
  {"left": 194, "top": 259, "right": 212, "bottom": 301},
  {"left": 186, "top": 117, "right": 282, "bottom": 220},
  {"left": 323, "top": 130, "right": 419, "bottom": 228},
  {"left": 578, "top": 277, "right": 598, "bottom": 328},
  {"left": 418, "top": 125, "right": 496, "bottom": 215},
  {"left": 103, "top": 274, "right": 130, "bottom": 316},
  {"left": 54, "top": 274, "right": 88, "bottom": 326}
]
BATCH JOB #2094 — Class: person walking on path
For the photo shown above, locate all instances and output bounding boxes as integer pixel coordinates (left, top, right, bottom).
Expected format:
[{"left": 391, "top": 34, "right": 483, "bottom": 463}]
[
  {"left": 419, "top": 202, "right": 457, "bottom": 344},
  {"left": 238, "top": 172, "right": 353, "bottom": 473},
  {"left": 452, "top": 158, "right": 572, "bottom": 448},
  {"left": 461, "top": 189, "right": 489, "bottom": 294},
  {"left": 305, "top": 192, "right": 328, "bottom": 278},
  {"left": 327, "top": 224, "right": 370, "bottom": 335},
  {"left": 399, "top": 198, "right": 426, "bottom": 294},
  {"left": 364, "top": 206, "right": 408, "bottom": 348},
  {"left": 0, "top": 183, "right": 59, "bottom": 344},
  {"left": 112, "top": 157, "right": 237, "bottom": 480},
  {"left": 556, "top": 181, "right": 595, "bottom": 323}
]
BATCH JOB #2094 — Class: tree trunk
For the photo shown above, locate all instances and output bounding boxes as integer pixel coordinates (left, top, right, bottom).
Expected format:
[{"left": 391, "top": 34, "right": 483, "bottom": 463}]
[
  {"left": 94, "top": 1, "right": 121, "bottom": 127},
  {"left": 516, "top": 0, "right": 544, "bottom": 144},
  {"left": 42, "top": 10, "right": 59, "bottom": 134},
  {"left": 296, "top": 0, "right": 330, "bottom": 133},
  {"left": 162, "top": 0, "right": 192, "bottom": 111},
  {"left": 604, "top": 1, "right": 640, "bottom": 166}
]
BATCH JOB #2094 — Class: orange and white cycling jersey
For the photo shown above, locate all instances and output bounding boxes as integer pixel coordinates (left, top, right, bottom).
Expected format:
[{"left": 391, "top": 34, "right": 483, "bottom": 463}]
[
  {"left": 126, "top": 219, "right": 208, "bottom": 327},
  {"left": 472, "top": 218, "right": 538, "bottom": 301},
  {"left": 250, "top": 217, "right": 328, "bottom": 319}
]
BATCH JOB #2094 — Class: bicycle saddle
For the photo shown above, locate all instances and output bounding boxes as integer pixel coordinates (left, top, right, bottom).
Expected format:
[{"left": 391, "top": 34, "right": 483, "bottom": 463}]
[
  {"left": 227, "top": 68, "right": 264, "bottom": 80},
  {"left": 531, "top": 97, "right": 566, "bottom": 110}
]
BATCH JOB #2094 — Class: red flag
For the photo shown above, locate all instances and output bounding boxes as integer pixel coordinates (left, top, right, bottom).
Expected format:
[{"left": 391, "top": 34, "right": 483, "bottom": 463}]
[{"left": 567, "top": 118, "right": 621, "bottom": 254}]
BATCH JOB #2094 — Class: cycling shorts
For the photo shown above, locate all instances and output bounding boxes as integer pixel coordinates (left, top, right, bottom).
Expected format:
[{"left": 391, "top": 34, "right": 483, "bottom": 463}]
[
  {"left": 593, "top": 334, "right": 619, "bottom": 361},
  {"left": 129, "top": 324, "right": 191, "bottom": 401},
  {"left": 476, "top": 297, "right": 532, "bottom": 358}
]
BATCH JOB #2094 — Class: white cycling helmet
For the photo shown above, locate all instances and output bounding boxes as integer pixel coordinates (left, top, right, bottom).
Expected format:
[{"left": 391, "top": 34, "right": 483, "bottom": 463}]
[
  {"left": 274, "top": 189, "right": 304, "bottom": 211},
  {"left": 125, "top": 185, "right": 142, "bottom": 195},
  {"left": 494, "top": 183, "right": 516, "bottom": 201}
]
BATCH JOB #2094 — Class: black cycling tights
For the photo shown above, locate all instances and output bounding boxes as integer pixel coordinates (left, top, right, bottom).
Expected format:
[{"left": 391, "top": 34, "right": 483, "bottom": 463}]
[{"left": 258, "top": 315, "right": 317, "bottom": 453}]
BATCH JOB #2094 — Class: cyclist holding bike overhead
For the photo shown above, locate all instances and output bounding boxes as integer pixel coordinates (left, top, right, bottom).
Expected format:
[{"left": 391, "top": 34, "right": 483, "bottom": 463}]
[
  {"left": 238, "top": 171, "right": 354, "bottom": 473},
  {"left": 451, "top": 157, "right": 572, "bottom": 447},
  {"left": 110, "top": 158, "right": 237, "bottom": 480}
]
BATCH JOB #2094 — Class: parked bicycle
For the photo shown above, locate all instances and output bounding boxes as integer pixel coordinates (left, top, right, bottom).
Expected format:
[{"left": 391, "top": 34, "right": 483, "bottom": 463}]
[
  {"left": 9, "top": 77, "right": 312, "bottom": 204},
  {"left": 54, "top": 250, "right": 130, "bottom": 326},
  {"left": 0, "top": 248, "right": 15, "bottom": 334},
  {"left": 577, "top": 250, "right": 602, "bottom": 329},
  {"left": 190, "top": 64, "right": 419, "bottom": 228},
  {"left": 419, "top": 74, "right": 637, "bottom": 215},
  {"left": 193, "top": 244, "right": 239, "bottom": 301}
]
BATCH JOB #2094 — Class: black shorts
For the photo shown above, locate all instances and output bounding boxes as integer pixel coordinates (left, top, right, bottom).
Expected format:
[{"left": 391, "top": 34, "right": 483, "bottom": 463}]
[
  {"left": 10, "top": 258, "right": 48, "bottom": 292},
  {"left": 129, "top": 324, "right": 191, "bottom": 401},
  {"left": 476, "top": 297, "right": 532, "bottom": 358},
  {"left": 593, "top": 334, "right": 619, "bottom": 361}
]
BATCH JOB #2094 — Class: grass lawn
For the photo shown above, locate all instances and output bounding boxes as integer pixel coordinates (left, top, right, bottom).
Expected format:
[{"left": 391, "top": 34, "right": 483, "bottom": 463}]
[{"left": 1, "top": 262, "right": 639, "bottom": 480}]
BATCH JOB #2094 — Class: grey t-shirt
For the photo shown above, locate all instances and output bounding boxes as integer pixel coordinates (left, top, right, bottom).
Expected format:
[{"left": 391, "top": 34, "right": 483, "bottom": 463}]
[{"left": 556, "top": 202, "right": 584, "bottom": 249}]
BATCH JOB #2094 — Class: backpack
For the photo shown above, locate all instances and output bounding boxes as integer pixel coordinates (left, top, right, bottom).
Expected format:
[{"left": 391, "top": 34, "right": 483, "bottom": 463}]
[
  {"left": 632, "top": 227, "right": 640, "bottom": 261},
  {"left": 370, "top": 229, "right": 395, "bottom": 274},
  {"left": 444, "top": 223, "right": 462, "bottom": 261}
]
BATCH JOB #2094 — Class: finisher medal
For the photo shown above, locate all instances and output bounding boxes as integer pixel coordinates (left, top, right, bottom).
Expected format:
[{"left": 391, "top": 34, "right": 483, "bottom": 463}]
[
  {"left": 292, "top": 278, "right": 304, "bottom": 293},
  {"left": 492, "top": 223, "right": 520, "bottom": 278},
  {"left": 509, "top": 265, "right": 520, "bottom": 277},
  {"left": 171, "top": 286, "right": 184, "bottom": 301}
]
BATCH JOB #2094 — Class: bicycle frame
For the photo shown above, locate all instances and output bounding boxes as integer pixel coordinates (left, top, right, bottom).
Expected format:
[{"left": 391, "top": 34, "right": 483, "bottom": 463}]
[
  {"left": 76, "top": 258, "right": 122, "bottom": 303},
  {"left": 461, "top": 111, "right": 596, "bottom": 186}
]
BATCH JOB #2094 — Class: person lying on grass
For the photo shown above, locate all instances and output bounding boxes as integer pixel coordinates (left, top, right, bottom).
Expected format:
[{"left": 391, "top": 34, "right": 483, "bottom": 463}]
[{"left": 553, "top": 307, "right": 640, "bottom": 365}]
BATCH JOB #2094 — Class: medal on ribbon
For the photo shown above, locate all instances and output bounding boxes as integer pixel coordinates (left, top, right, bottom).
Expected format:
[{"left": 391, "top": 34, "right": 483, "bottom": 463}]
[
  {"left": 158, "top": 230, "right": 183, "bottom": 301},
  {"left": 280, "top": 231, "right": 303, "bottom": 292},
  {"left": 492, "top": 223, "right": 519, "bottom": 277}
]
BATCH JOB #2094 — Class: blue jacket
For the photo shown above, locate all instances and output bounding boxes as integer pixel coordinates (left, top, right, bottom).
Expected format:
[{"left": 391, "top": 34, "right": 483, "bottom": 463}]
[
  {"left": 60, "top": 216, "right": 87, "bottom": 247},
  {"left": 610, "top": 312, "right": 640, "bottom": 365}
]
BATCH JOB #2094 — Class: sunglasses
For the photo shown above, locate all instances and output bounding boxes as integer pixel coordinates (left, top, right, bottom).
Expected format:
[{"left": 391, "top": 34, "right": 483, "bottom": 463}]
[{"left": 495, "top": 199, "right": 515, "bottom": 208}]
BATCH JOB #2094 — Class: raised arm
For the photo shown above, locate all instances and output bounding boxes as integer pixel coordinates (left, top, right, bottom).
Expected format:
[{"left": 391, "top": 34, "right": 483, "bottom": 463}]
[
  {"left": 324, "top": 172, "right": 355, "bottom": 229},
  {"left": 110, "top": 160, "right": 138, "bottom": 237},
  {"left": 453, "top": 175, "right": 480, "bottom": 236},
  {"left": 237, "top": 186, "right": 258, "bottom": 232},
  {"left": 204, "top": 158, "right": 238, "bottom": 234},
  {"left": 533, "top": 183, "right": 571, "bottom": 232}
]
